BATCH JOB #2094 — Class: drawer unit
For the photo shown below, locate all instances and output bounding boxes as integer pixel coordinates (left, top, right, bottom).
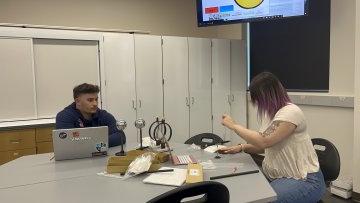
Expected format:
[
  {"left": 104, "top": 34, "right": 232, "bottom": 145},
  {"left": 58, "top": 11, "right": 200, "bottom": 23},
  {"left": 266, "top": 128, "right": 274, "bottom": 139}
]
[
  {"left": 35, "top": 127, "right": 53, "bottom": 142},
  {"left": 0, "top": 151, "right": 8, "bottom": 165},
  {"left": 35, "top": 127, "right": 54, "bottom": 154},
  {"left": 0, "top": 129, "right": 36, "bottom": 151},
  {"left": 37, "top": 141, "right": 53, "bottom": 154},
  {"left": 0, "top": 148, "right": 36, "bottom": 165}
]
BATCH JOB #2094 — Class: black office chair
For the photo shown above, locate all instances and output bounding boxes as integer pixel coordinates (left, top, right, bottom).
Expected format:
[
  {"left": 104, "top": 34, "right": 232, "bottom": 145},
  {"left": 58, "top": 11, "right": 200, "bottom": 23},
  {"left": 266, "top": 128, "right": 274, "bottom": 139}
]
[
  {"left": 147, "top": 181, "right": 230, "bottom": 203},
  {"left": 311, "top": 138, "right": 340, "bottom": 185},
  {"left": 250, "top": 154, "right": 265, "bottom": 168},
  {"left": 185, "top": 133, "right": 224, "bottom": 149}
]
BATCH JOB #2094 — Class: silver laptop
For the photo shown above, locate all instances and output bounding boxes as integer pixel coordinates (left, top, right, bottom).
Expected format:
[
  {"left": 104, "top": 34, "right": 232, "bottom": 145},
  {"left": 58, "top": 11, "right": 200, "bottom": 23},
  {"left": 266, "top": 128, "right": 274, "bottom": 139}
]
[{"left": 52, "top": 126, "right": 108, "bottom": 161}]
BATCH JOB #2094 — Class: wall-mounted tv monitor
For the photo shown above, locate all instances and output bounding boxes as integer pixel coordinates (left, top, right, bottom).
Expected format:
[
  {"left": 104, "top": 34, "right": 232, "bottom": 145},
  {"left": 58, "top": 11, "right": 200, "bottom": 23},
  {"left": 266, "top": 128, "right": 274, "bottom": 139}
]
[{"left": 197, "top": 0, "right": 309, "bottom": 27}]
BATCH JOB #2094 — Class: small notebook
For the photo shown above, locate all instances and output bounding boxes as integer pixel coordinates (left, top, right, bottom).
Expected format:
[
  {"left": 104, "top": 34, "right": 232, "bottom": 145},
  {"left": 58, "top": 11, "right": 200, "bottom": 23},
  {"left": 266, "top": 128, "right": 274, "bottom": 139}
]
[{"left": 143, "top": 167, "right": 187, "bottom": 186}]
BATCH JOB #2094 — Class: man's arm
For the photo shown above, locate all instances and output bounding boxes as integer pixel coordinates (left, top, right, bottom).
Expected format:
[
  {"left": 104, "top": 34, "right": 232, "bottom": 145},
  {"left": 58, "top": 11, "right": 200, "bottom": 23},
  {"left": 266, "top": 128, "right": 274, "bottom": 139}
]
[
  {"left": 102, "top": 112, "right": 126, "bottom": 147},
  {"left": 56, "top": 111, "right": 76, "bottom": 129}
]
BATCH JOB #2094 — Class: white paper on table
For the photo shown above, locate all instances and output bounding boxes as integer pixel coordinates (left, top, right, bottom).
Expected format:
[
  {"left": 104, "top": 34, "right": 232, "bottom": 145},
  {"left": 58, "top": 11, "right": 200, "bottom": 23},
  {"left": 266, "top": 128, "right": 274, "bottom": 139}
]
[
  {"left": 189, "top": 143, "right": 201, "bottom": 150},
  {"left": 200, "top": 160, "right": 245, "bottom": 170},
  {"left": 204, "top": 145, "right": 226, "bottom": 153},
  {"left": 143, "top": 167, "right": 187, "bottom": 187},
  {"left": 200, "top": 160, "right": 217, "bottom": 170}
]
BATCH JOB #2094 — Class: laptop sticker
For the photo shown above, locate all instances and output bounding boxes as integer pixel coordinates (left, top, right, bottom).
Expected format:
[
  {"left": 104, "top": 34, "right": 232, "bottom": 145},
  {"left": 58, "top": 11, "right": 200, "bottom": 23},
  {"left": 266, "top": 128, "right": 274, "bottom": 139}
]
[{"left": 59, "top": 132, "right": 67, "bottom": 139}]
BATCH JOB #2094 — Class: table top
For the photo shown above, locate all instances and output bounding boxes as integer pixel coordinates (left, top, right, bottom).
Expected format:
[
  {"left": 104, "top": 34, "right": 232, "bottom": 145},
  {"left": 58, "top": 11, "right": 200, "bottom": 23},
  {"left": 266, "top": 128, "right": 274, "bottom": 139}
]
[{"left": 0, "top": 143, "right": 276, "bottom": 203}]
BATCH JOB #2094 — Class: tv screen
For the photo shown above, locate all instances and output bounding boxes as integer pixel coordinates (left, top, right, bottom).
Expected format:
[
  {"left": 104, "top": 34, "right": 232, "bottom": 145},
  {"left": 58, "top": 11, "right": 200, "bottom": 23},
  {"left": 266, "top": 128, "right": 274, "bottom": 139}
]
[{"left": 197, "top": 0, "right": 309, "bottom": 27}]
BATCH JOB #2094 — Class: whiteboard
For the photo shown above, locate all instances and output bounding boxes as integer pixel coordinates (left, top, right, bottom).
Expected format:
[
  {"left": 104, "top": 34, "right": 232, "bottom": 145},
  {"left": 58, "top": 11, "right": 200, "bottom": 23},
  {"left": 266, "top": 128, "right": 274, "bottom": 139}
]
[
  {"left": 33, "top": 39, "right": 100, "bottom": 118},
  {"left": 0, "top": 38, "right": 37, "bottom": 121}
]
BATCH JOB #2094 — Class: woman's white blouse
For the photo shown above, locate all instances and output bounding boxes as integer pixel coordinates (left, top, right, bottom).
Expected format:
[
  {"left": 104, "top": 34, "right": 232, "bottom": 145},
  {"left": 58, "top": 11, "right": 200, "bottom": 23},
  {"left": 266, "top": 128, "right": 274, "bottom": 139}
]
[{"left": 260, "top": 104, "right": 320, "bottom": 180}]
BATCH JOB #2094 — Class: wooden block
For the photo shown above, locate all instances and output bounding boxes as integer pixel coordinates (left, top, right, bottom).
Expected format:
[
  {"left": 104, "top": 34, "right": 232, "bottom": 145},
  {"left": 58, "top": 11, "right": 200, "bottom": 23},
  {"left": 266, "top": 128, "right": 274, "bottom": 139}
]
[
  {"left": 126, "top": 150, "right": 169, "bottom": 163},
  {"left": 155, "top": 152, "right": 169, "bottom": 163},
  {"left": 35, "top": 127, "right": 54, "bottom": 142},
  {"left": 106, "top": 165, "right": 128, "bottom": 174},
  {"left": 37, "top": 141, "right": 53, "bottom": 154},
  {"left": 126, "top": 149, "right": 147, "bottom": 157},
  {"left": 107, "top": 154, "right": 161, "bottom": 166},
  {"left": 0, "top": 129, "right": 36, "bottom": 151},
  {"left": 106, "top": 151, "right": 162, "bottom": 174},
  {"left": 148, "top": 163, "right": 161, "bottom": 172},
  {"left": 186, "top": 163, "right": 203, "bottom": 184},
  {"left": 106, "top": 163, "right": 161, "bottom": 174},
  {"left": 107, "top": 156, "right": 136, "bottom": 166}
]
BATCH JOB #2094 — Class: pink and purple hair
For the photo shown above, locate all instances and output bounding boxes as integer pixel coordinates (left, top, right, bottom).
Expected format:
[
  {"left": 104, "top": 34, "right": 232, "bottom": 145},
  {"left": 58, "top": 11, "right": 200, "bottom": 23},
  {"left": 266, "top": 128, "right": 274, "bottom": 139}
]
[{"left": 249, "top": 72, "right": 291, "bottom": 120}]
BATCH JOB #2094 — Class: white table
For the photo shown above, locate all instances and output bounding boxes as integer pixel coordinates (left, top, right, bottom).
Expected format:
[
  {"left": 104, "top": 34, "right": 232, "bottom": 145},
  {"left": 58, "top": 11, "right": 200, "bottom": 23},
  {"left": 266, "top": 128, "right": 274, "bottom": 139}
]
[{"left": 0, "top": 143, "right": 276, "bottom": 203}]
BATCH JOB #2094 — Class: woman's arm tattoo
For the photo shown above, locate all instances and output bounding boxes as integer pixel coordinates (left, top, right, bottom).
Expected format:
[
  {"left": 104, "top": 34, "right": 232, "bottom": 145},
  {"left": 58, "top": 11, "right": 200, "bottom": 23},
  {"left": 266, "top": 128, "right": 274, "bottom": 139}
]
[{"left": 259, "top": 121, "right": 282, "bottom": 137}]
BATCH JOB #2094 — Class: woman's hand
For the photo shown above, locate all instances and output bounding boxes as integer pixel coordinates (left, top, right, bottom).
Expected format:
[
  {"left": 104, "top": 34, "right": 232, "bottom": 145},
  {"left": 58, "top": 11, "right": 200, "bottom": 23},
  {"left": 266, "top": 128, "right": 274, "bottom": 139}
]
[
  {"left": 217, "top": 144, "right": 243, "bottom": 154},
  {"left": 221, "top": 114, "right": 236, "bottom": 130}
]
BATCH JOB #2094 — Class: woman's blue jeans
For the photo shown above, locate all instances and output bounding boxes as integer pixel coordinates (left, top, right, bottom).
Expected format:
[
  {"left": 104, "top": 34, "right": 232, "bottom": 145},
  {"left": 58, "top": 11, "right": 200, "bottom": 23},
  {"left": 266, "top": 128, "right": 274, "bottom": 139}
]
[{"left": 270, "top": 170, "right": 326, "bottom": 203}]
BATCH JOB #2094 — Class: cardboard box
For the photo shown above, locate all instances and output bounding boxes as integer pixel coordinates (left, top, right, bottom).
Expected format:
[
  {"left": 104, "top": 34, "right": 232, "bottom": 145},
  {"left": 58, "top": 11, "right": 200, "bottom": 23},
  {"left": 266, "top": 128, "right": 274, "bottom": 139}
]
[
  {"left": 186, "top": 163, "right": 203, "bottom": 184},
  {"left": 106, "top": 150, "right": 163, "bottom": 174}
]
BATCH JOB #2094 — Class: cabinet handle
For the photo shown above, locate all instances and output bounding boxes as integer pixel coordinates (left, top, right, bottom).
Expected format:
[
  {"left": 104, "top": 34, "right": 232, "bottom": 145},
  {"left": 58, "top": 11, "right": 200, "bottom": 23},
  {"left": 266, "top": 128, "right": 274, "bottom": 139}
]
[
  {"left": 132, "top": 100, "right": 136, "bottom": 110},
  {"left": 191, "top": 97, "right": 195, "bottom": 105},
  {"left": 227, "top": 95, "right": 231, "bottom": 105},
  {"left": 13, "top": 152, "right": 19, "bottom": 156},
  {"left": 231, "top": 94, "right": 235, "bottom": 102},
  {"left": 186, "top": 97, "right": 190, "bottom": 107},
  {"left": 10, "top": 139, "right": 21, "bottom": 144},
  {"left": 139, "top": 100, "right": 142, "bottom": 108}
]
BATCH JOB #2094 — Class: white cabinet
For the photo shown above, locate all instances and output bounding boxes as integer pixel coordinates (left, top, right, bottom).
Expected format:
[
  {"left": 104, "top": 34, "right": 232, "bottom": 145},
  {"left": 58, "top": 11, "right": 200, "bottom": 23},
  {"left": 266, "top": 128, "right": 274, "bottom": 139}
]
[
  {"left": 211, "top": 39, "right": 231, "bottom": 141},
  {"left": 104, "top": 34, "right": 164, "bottom": 143},
  {"left": 103, "top": 33, "right": 138, "bottom": 143},
  {"left": 0, "top": 27, "right": 247, "bottom": 144},
  {"left": 0, "top": 38, "right": 36, "bottom": 121},
  {"left": 162, "top": 36, "right": 190, "bottom": 143},
  {"left": 134, "top": 34, "right": 163, "bottom": 135},
  {"left": 103, "top": 34, "right": 247, "bottom": 145},
  {"left": 230, "top": 40, "right": 247, "bottom": 144},
  {"left": 188, "top": 37, "right": 213, "bottom": 137}
]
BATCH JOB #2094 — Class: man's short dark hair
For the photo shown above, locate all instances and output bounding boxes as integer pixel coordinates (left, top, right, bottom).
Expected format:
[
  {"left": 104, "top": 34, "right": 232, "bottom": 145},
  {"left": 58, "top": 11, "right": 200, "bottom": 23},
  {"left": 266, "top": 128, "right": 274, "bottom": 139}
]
[{"left": 73, "top": 83, "right": 100, "bottom": 99}]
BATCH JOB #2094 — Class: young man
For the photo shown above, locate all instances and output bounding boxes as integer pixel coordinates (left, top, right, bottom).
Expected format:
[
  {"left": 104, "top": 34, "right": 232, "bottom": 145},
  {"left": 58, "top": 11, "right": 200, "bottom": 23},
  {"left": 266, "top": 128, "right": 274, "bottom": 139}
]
[{"left": 56, "top": 83, "right": 126, "bottom": 147}]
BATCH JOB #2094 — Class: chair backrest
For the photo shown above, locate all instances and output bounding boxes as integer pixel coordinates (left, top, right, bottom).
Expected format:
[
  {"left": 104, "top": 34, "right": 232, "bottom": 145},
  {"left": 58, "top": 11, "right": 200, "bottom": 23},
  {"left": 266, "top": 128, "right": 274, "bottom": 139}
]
[
  {"left": 147, "top": 181, "right": 230, "bottom": 203},
  {"left": 184, "top": 133, "right": 224, "bottom": 149},
  {"left": 311, "top": 138, "right": 340, "bottom": 183}
]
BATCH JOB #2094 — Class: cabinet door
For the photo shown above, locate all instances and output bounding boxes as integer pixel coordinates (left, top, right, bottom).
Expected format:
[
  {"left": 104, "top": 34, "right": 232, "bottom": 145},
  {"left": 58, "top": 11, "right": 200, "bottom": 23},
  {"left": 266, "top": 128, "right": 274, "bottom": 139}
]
[
  {"left": 188, "top": 38, "right": 212, "bottom": 137},
  {"left": 0, "top": 38, "right": 36, "bottom": 121},
  {"left": 134, "top": 35, "right": 163, "bottom": 135},
  {"left": 212, "top": 39, "right": 231, "bottom": 141},
  {"left": 103, "top": 33, "right": 137, "bottom": 143},
  {"left": 230, "top": 40, "right": 248, "bottom": 144},
  {"left": 162, "top": 36, "right": 190, "bottom": 143}
]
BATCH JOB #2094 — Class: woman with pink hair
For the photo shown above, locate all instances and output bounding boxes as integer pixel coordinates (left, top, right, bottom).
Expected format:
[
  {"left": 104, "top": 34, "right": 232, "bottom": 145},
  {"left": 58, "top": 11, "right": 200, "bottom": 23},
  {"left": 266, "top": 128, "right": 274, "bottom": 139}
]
[{"left": 218, "top": 72, "right": 326, "bottom": 203}]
